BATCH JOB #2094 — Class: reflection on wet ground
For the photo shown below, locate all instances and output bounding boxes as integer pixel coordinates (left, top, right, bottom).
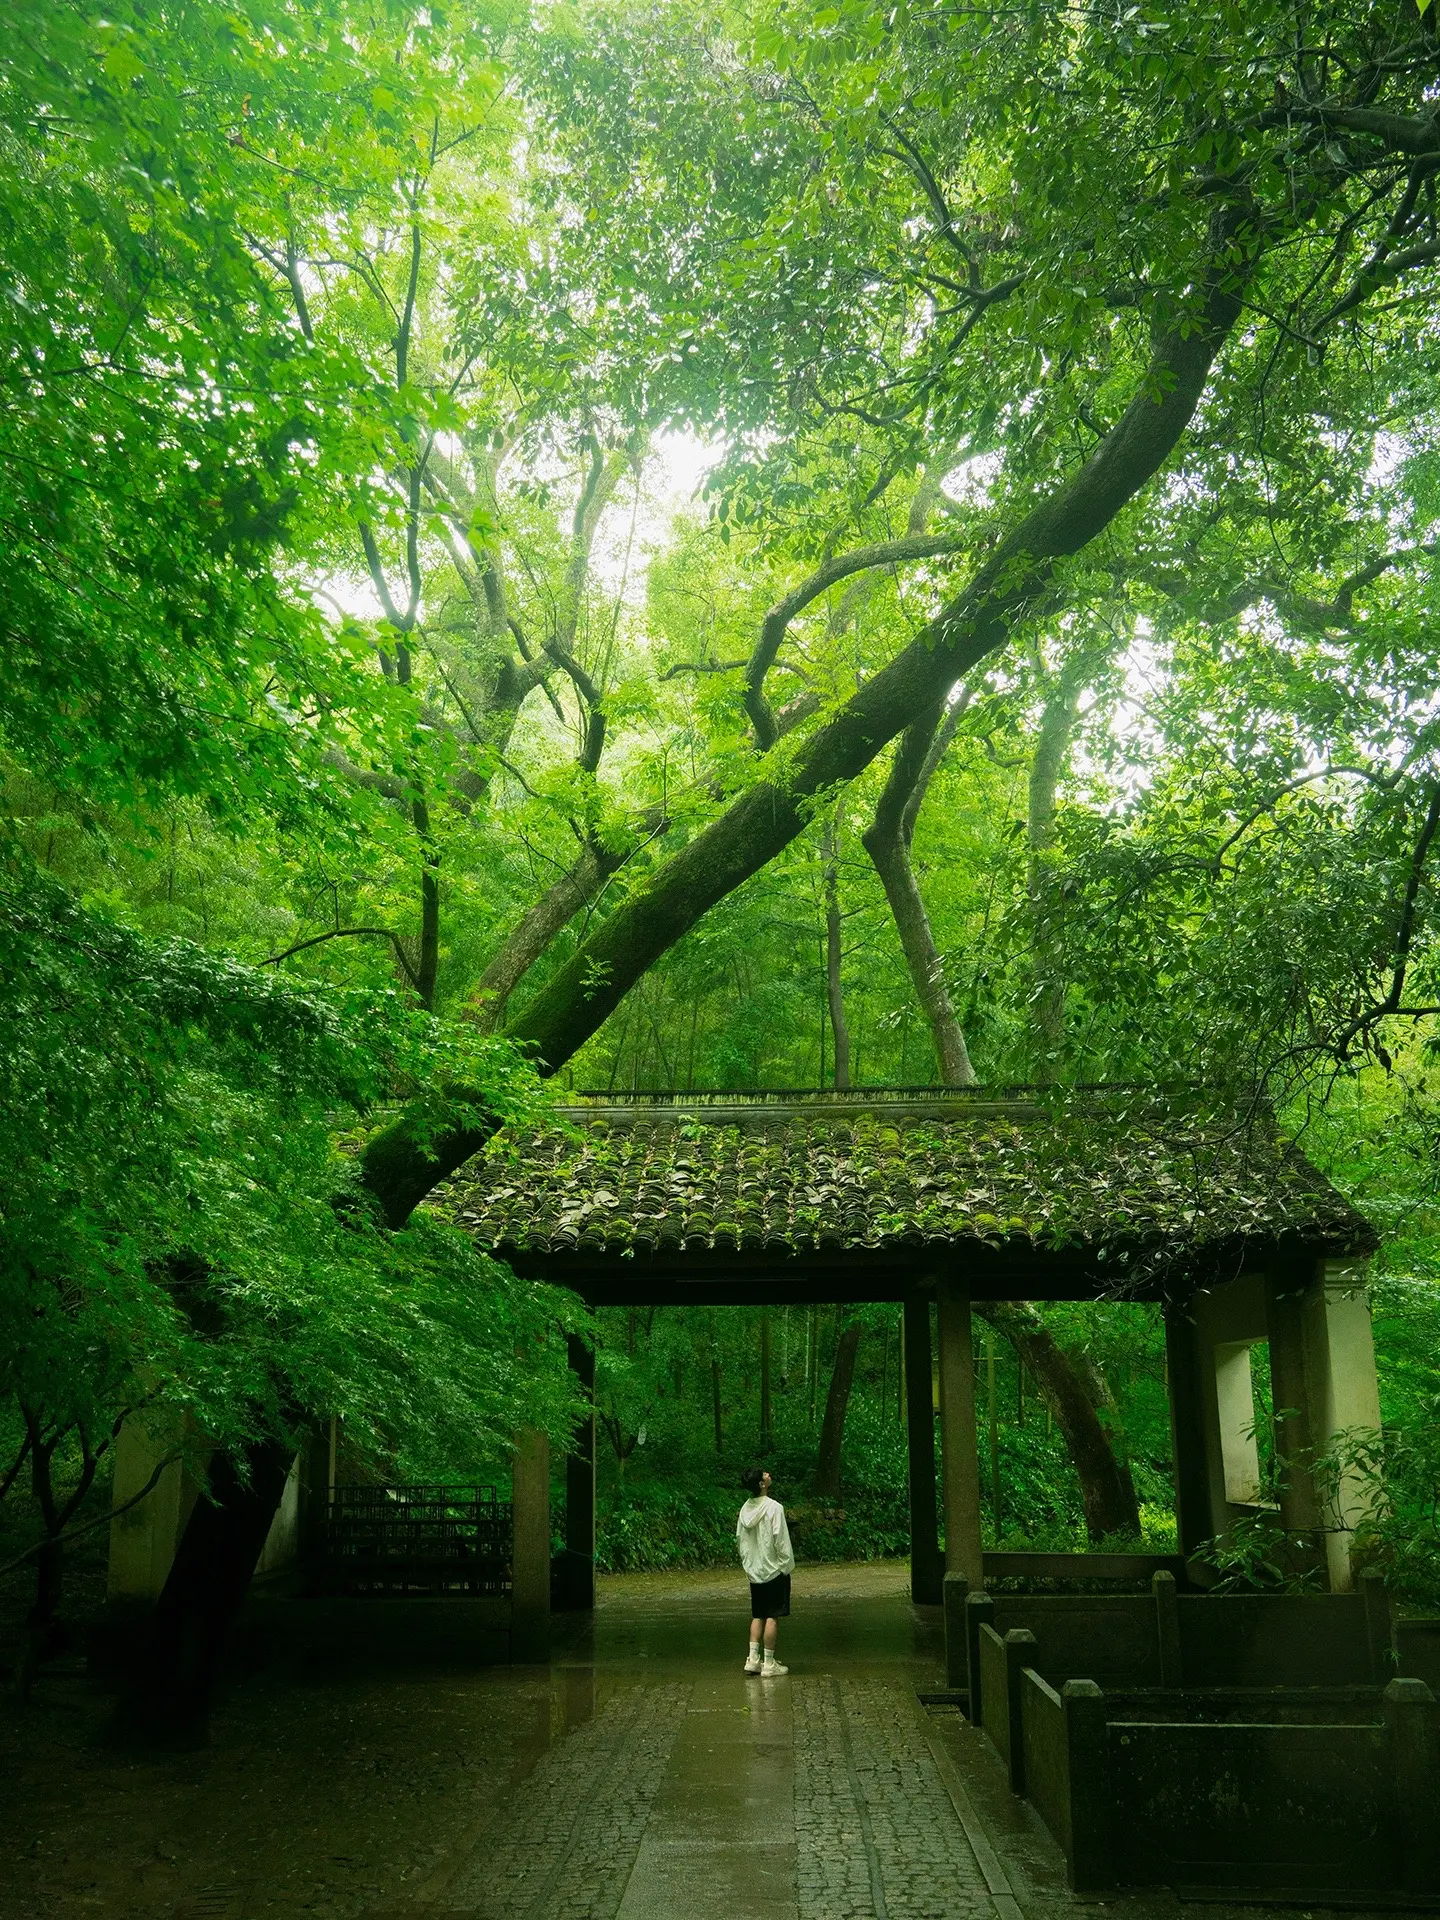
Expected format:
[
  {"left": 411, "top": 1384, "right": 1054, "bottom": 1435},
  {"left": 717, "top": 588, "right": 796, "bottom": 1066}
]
[
  {"left": 0, "top": 1561, "right": 1391, "bottom": 1919},
  {"left": 418, "top": 1561, "right": 958, "bottom": 1920},
  {"left": 400, "top": 1563, "right": 1398, "bottom": 1920}
]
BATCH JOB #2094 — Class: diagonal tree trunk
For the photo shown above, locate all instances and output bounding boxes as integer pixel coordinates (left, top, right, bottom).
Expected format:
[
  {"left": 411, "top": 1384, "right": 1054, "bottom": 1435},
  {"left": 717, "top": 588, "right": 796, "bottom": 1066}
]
[
  {"left": 113, "top": 1439, "right": 295, "bottom": 1748},
  {"left": 470, "top": 841, "right": 627, "bottom": 1031},
  {"left": 975, "top": 1302, "right": 1139, "bottom": 1543},
  {"left": 862, "top": 695, "right": 978, "bottom": 1085},
  {"left": 866, "top": 695, "right": 1139, "bottom": 1543}
]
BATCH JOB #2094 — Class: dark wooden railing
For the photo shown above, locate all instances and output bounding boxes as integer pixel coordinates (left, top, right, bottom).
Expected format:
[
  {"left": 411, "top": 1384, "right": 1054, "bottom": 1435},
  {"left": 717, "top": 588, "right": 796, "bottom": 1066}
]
[{"left": 318, "top": 1484, "right": 512, "bottom": 1597}]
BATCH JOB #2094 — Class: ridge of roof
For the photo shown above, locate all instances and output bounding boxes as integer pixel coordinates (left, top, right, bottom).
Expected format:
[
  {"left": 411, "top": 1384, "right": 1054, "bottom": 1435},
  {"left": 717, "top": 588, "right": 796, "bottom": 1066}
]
[{"left": 552, "top": 1085, "right": 1191, "bottom": 1123}]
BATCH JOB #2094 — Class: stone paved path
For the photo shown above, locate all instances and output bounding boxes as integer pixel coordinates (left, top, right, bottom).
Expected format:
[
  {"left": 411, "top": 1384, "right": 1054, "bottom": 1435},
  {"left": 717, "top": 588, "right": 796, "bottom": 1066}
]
[
  {"left": 447, "top": 1683, "right": 691, "bottom": 1919},
  {"left": 369, "top": 1564, "right": 1382, "bottom": 1920},
  {"left": 792, "top": 1677, "right": 994, "bottom": 1920},
  {"left": 441, "top": 1672, "right": 999, "bottom": 1920},
  {"left": 418, "top": 1565, "right": 1009, "bottom": 1920}
]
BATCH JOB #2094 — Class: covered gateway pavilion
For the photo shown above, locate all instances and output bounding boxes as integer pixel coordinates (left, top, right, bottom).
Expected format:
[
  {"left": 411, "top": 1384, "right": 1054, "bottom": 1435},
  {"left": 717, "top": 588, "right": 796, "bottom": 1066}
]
[
  {"left": 444, "top": 1085, "right": 1382, "bottom": 1643},
  {"left": 101, "top": 1088, "right": 1436, "bottom": 1908}
]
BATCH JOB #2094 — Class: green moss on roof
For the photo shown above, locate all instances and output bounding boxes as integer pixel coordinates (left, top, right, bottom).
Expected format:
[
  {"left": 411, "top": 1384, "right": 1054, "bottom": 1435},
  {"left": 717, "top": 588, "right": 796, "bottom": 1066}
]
[{"left": 439, "top": 1089, "right": 1374, "bottom": 1268}]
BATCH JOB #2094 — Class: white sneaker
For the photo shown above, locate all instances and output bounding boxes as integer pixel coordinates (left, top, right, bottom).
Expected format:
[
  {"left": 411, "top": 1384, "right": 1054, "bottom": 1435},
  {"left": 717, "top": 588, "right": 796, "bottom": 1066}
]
[
  {"left": 762, "top": 1657, "right": 789, "bottom": 1676},
  {"left": 743, "top": 1650, "right": 762, "bottom": 1674}
]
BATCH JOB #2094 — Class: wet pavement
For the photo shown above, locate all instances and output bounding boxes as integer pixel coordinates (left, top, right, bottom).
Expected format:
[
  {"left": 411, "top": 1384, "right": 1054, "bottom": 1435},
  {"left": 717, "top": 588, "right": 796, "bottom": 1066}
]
[
  {"left": 376, "top": 1563, "right": 1396, "bottom": 1920},
  {"left": 399, "top": 1561, "right": 981, "bottom": 1920},
  {"left": 1, "top": 1561, "right": 1393, "bottom": 1919}
]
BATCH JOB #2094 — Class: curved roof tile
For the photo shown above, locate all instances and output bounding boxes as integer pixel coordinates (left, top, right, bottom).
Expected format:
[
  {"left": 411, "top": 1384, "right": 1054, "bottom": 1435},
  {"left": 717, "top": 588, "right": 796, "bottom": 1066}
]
[{"left": 439, "top": 1088, "right": 1375, "bottom": 1268}]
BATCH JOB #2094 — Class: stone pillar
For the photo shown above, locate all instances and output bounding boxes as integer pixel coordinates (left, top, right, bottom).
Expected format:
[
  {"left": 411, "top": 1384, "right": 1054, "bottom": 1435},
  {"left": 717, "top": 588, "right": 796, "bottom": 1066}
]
[
  {"left": 1384, "top": 1677, "right": 1440, "bottom": 1893},
  {"left": 561, "top": 1334, "right": 597, "bottom": 1612},
  {"left": 1184, "top": 1271, "right": 1270, "bottom": 1573},
  {"left": 1000, "top": 1628, "right": 1038, "bottom": 1795},
  {"left": 904, "top": 1295, "right": 943, "bottom": 1604},
  {"left": 1153, "top": 1570, "right": 1182, "bottom": 1686},
  {"left": 1265, "top": 1270, "right": 1328, "bottom": 1585},
  {"left": 1303, "top": 1257, "right": 1384, "bottom": 1591},
  {"left": 511, "top": 1427, "right": 551, "bottom": 1661},
  {"left": 107, "top": 1412, "right": 204, "bottom": 1605},
  {"left": 936, "top": 1277, "right": 984, "bottom": 1588},
  {"left": 252, "top": 1450, "right": 303, "bottom": 1582},
  {"left": 1061, "top": 1680, "right": 1112, "bottom": 1893},
  {"left": 1163, "top": 1303, "right": 1213, "bottom": 1560},
  {"left": 298, "top": 1423, "right": 330, "bottom": 1562},
  {"left": 943, "top": 1571, "right": 968, "bottom": 1687}
]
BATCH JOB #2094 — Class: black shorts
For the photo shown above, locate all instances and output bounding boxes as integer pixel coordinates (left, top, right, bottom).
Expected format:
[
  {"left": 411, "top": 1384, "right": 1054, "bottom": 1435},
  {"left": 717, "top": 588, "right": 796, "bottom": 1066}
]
[{"left": 749, "top": 1572, "right": 791, "bottom": 1619}]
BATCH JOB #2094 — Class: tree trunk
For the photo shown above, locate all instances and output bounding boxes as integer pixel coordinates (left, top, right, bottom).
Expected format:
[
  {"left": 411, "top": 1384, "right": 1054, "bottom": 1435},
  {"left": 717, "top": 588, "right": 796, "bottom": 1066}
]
[
  {"left": 866, "top": 688, "right": 1140, "bottom": 1547},
  {"left": 24, "top": 1426, "right": 64, "bottom": 1637},
  {"left": 862, "top": 696, "right": 977, "bottom": 1084},
  {"left": 112, "top": 1440, "right": 294, "bottom": 1747},
  {"left": 813, "top": 1322, "right": 862, "bottom": 1498},
  {"left": 1027, "top": 662, "right": 1087, "bottom": 1079},
  {"left": 360, "top": 256, "right": 1244, "bottom": 1222},
  {"left": 976, "top": 1302, "right": 1139, "bottom": 1542},
  {"left": 15, "top": 1417, "right": 100, "bottom": 1697},
  {"left": 822, "top": 812, "right": 851, "bottom": 1088},
  {"left": 416, "top": 827, "right": 440, "bottom": 1012},
  {"left": 471, "top": 841, "right": 625, "bottom": 1029}
]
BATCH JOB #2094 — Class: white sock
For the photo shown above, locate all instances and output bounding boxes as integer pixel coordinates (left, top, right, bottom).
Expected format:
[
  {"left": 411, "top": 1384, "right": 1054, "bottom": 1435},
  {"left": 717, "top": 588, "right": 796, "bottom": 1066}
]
[
  {"left": 748, "top": 1640, "right": 760, "bottom": 1657},
  {"left": 763, "top": 1648, "right": 778, "bottom": 1663}
]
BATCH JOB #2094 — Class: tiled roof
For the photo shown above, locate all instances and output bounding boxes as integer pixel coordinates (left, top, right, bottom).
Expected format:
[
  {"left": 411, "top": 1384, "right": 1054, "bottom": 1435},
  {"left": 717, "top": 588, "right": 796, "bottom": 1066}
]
[{"left": 440, "top": 1089, "right": 1374, "bottom": 1268}]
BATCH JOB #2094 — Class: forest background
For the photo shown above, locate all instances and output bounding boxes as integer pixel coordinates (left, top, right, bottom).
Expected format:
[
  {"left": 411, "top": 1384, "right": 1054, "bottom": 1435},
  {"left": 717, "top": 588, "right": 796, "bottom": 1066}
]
[{"left": 7, "top": 0, "right": 1440, "bottom": 1700}]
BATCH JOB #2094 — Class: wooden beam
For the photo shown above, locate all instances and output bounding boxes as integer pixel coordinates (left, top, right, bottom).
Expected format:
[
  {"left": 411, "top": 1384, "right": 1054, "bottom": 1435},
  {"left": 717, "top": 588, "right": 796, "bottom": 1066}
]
[{"left": 904, "top": 1296, "right": 943, "bottom": 1604}]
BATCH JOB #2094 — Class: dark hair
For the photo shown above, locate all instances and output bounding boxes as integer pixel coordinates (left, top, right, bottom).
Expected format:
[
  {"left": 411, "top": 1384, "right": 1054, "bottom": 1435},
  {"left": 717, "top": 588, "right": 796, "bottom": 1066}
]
[{"left": 740, "top": 1466, "right": 767, "bottom": 1496}]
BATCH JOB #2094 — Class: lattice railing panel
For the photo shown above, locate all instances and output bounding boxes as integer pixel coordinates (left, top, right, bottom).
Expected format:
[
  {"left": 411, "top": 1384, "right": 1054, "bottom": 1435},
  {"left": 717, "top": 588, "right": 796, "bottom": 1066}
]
[{"left": 319, "top": 1483, "right": 512, "bottom": 1596}]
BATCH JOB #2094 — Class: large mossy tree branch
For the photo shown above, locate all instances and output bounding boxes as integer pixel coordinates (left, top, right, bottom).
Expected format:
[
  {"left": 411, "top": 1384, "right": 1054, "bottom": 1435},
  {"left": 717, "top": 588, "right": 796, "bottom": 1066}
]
[{"left": 360, "top": 227, "right": 1251, "bottom": 1227}]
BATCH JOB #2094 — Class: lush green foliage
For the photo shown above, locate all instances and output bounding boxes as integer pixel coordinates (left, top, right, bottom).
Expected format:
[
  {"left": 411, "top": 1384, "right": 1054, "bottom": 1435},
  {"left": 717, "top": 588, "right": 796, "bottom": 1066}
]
[
  {"left": 582, "top": 1301, "right": 1175, "bottom": 1573},
  {"left": 0, "top": 864, "right": 577, "bottom": 1503}
]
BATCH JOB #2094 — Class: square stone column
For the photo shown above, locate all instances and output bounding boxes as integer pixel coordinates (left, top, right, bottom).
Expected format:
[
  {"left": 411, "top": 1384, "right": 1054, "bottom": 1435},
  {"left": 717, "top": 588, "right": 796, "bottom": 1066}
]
[
  {"left": 107, "top": 1413, "right": 206, "bottom": 1604},
  {"left": 1181, "top": 1271, "right": 1270, "bottom": 1571},
  {"left": 1214, "top": 1342, "right": 1264, "bottom": 1505},
  {"left": 936, "top": 1277, "right": 984, "bottom": 1587},
  {"left": 252, "top": 1450, "right": 304, "bottom": 1581},
  {"left": 560, "top": 1334, "right": 597, "bottom": 1612},
  {"left": 1163, "top": 1304, "right": 1214, "bottom": 1560},
  {"left": 1303, "top": 1258, "right": 1384, "bottom": 1591},
  {"left": 1265, "top": 1271, "right": 1328, "bottom": 1583},
  {"left": 511, "top": 1426, "right": 551, "bottom": 1661}
]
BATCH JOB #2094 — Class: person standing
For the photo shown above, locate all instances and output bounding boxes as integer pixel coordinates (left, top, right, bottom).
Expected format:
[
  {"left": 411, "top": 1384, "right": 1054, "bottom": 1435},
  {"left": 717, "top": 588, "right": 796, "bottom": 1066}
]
[{"left": 737, "top": 1466, "right": 794, "bottom": 1675}]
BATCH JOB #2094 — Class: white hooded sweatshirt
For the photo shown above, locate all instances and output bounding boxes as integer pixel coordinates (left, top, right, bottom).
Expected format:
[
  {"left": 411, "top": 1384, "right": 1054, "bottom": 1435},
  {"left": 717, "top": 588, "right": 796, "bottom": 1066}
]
[{"left": 736, "top": 1493, "right": 795, "bottom": 1584}]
